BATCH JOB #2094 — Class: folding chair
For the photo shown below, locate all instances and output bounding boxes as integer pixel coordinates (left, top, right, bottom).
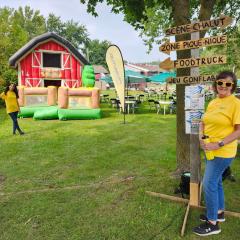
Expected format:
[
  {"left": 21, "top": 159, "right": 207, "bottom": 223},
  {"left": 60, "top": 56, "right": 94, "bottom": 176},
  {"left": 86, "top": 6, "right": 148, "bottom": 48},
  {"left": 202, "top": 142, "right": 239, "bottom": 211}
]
[
  {"left": 148, "top": 99, "right": 155, "bottom": 111},
  {"left": 154, "top": 101, "right": 161, "bottom": 114}
]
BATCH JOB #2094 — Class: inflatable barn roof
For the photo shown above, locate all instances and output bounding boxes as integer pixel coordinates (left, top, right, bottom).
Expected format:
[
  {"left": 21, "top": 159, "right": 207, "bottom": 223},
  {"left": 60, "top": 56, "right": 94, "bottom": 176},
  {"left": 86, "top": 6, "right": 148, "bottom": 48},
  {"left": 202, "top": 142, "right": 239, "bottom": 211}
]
[{"left": 9, "top": 32, "right": 89, "bottom": 68}]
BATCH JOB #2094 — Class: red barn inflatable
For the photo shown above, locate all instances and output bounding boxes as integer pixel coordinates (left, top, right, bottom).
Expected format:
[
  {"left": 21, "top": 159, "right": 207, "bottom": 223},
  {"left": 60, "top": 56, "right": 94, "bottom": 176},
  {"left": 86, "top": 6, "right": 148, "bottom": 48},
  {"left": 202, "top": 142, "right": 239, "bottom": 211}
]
[{"left": 9, "top": 32, "right": 89, "bottom": 88}]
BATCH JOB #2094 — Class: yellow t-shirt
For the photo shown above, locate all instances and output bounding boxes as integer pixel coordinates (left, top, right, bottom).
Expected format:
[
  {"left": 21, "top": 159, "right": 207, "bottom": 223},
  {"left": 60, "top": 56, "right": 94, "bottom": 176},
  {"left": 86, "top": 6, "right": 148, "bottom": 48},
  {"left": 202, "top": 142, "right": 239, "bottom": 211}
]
[
  {"left": 203, "top": 95, "right": 240, "bottom": 158},
  {"left": 0, "top": 91, "right": 19, "bottom": 114}
]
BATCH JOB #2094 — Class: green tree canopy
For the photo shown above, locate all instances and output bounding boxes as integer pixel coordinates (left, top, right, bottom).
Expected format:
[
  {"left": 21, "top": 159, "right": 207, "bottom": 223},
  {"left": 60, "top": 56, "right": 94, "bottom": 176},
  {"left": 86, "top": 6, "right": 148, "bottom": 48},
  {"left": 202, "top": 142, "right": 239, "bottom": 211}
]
[
  {"left": 85, "top": 39, "right": 112, "bottom": 67},
  {"left": 46, "top": 14, "right": 90, "bottom": 51},
  {"left": 80, "top": 0, "right": 240, "bottom": 49},
  {"left": 199, "top": 23, "right": 240, "bottom": 76}
]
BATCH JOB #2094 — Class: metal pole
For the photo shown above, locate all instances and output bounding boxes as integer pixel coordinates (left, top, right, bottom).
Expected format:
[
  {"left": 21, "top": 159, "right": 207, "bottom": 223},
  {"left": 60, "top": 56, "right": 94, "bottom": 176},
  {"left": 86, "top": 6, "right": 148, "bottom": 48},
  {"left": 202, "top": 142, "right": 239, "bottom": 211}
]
[
  {"left": 127, "top": 76, "right": 129, "bottom": 97},
  {"left": 123, "top": 76, "right": 127, "bottom": 124}
]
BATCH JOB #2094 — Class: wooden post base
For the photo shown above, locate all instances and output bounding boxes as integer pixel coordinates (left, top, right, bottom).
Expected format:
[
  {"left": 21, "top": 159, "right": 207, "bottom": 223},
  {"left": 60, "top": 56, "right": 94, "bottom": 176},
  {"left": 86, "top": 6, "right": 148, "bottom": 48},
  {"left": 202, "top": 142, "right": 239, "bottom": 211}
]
[
  {"left": 189, "top": 182, "right": 200, "bottom": 206},
  {"left": 146, "top": 191, "right": 240, "bottom": 237}
]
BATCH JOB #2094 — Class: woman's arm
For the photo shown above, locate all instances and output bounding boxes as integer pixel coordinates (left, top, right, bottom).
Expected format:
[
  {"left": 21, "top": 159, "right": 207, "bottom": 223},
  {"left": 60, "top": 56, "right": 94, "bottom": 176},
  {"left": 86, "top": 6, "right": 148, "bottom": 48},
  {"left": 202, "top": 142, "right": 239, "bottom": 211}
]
[
  {"left": 0, "top": 92, "right": 6, "bottom": 100},
  {"left": 204, "top": 124, "right": 240, "bottom": 151},
  {"left": 221, "top": 124, "right": 240, "bottom": 145}
]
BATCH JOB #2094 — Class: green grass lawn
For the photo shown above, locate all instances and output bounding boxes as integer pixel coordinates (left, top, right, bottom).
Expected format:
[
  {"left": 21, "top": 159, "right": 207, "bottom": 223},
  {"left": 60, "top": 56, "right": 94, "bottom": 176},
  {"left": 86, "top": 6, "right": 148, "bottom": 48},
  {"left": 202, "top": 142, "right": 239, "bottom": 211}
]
[{"left": 0, "top": 99, "right": 239, "bottom": 240}]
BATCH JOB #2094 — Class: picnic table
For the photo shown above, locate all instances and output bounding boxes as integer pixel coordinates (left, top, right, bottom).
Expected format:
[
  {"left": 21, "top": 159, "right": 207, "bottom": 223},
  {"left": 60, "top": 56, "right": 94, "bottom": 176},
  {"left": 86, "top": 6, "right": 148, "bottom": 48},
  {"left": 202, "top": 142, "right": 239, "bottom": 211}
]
[
  {"left": 157, "top": 100, "right": 173, "bottom": 115},
  {"left": 125, "top": 100, "right": 137, "bottom": 114}
]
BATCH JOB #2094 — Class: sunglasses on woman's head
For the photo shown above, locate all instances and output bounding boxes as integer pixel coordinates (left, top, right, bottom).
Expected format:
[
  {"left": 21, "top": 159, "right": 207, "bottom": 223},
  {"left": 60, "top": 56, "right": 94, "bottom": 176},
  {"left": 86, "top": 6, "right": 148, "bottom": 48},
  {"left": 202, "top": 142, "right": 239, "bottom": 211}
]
[{"left": 216, "top": 80, "right": 233, "bottom": 87}]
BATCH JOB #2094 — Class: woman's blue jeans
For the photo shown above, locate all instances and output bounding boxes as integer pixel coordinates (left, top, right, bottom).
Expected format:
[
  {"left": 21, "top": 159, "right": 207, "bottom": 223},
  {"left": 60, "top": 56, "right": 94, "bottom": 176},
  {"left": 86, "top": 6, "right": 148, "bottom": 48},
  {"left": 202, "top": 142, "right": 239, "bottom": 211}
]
[
  {"left": 203, "top": 156, "right": 234, "bottom": 221},
  {"left": 8, "top": 111, "right": 22, "bottom": 134}
]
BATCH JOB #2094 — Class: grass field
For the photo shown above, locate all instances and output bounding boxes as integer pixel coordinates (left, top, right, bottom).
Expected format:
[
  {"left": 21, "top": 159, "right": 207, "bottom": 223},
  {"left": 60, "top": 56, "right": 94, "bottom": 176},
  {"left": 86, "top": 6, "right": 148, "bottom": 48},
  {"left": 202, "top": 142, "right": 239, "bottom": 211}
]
[{"left": 0, "top": 98, "right": 239, "bottom": 240}]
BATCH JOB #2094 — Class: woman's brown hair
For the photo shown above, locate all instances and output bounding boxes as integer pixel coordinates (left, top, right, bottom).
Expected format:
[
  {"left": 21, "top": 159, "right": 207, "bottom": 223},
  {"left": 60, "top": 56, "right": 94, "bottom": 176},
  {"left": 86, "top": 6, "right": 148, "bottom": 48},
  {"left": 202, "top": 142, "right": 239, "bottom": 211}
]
[
  {"left": 213, "top": 71, "right": 237, "bottom": 94},
  {"left": 4, "top": 82, "right": 19, "bottom": 98}
]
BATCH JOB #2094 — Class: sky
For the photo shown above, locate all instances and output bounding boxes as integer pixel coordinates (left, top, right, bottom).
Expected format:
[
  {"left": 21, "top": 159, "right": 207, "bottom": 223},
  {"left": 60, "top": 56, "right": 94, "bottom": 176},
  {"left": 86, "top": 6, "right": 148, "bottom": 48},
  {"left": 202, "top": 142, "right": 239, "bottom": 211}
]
[{"left": 0, "top": 0, "right": 169, "bottom": 63}]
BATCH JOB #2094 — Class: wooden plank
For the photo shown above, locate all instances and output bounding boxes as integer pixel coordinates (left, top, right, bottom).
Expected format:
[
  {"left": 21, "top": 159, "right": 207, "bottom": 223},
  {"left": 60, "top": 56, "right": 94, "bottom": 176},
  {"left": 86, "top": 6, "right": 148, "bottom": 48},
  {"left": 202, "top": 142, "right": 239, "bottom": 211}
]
[
  {"left": 189, "top": 30, "right": 201, "bottom": 207},
  {"left": 189, "top": 182, "right": 200, "bottom": 206},
  {"left": 146, "top": 191, "right": 189, "bottom": 203},
  {"left": 167, "top": 74, "right": 216, "bottom": 84},
  {"left": 160, "top": 55, "right": 226, "bottom": 70},
  {"left": 192, "top": 205, "right": 240, "bottom": 218},
  {"left": 158, "top": 57, "right": 174, "bottom": 70},
  {"left": 174, "top": 55, "right": 227, "bottom": 68},
  {"left": 181, "top": 203, "right": 190, "bottom": 237},
  {"left": 146, "top": 191, "right": 240, "bottom": 219},
  {"left": 159, "top": 35, "right": 227, "bottom": 55},
  {"left": 165, "top": 15, "right": 232, "bottom": 36}
]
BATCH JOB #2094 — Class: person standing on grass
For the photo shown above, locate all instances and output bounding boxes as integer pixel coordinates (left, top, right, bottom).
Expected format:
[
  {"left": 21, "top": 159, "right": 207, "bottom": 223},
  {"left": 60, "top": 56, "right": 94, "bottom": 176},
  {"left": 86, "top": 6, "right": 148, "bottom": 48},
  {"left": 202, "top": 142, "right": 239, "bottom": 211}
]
[
  {"left": 0, "top": 82, "right": 24, "bottom": 135},
  {"left": 193, "top": 71, "right": 240, "bottom": 236}
]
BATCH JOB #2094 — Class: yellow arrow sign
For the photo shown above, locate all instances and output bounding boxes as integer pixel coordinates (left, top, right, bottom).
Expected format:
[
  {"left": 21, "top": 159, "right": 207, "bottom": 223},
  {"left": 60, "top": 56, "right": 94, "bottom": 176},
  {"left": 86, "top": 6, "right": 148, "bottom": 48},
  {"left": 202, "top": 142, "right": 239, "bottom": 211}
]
[
  {"left": 167, "top": 75, "right": 217, "bottom": 84},
  {"left": 165, "top": 15, "right": 233, "bottom": 36},
  {"left": 160, "top": 35, "right": 227, "bottom": 55},
  {"left": 159, "top": 57, "right": 174, "bottom": 70},
  {"left": 159, "top": 55, "right": 227, "bottom": 70}
]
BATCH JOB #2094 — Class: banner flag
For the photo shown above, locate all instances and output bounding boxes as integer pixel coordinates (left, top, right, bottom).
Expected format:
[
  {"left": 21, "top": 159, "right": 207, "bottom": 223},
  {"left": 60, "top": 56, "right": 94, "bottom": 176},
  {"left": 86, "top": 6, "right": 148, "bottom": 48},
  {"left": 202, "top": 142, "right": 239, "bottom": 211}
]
[{"left": 106, "top": 45, "right": 125, "bottom": 112}]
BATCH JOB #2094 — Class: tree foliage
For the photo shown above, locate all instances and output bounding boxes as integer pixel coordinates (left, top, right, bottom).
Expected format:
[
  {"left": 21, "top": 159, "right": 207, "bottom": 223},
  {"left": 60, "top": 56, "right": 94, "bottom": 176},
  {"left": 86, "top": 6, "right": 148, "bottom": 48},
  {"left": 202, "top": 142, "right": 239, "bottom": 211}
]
[
  {"left": 12, "top": 6, "right": 46, "bottom": 39},
  {"left": 80, "top": 0, "right": 240, "bottom": 50},
  {"left": 46, "top": 14, "right": 90, "bottom": 51},
  {"left": 200, "top": 28, "right": 240, "bottom": 76},
  {"left": 85, "top": 39, "right": 111, "bottom": 67}
]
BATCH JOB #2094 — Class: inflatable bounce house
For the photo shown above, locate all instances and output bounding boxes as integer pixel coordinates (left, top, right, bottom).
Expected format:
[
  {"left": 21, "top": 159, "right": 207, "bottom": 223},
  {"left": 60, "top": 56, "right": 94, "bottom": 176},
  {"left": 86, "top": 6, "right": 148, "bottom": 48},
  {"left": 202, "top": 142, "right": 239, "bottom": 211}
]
[{"left": 9, "top": 32, "right": 101, "bottom": 120}]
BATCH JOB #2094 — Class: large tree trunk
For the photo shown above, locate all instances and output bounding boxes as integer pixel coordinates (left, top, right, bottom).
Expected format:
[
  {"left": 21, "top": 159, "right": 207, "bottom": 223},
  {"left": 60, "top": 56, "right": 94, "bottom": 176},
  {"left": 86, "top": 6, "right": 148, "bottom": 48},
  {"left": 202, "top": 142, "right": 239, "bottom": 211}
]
[
  {"left": 171, "top": 0, "right": 215, "bottom": 176},
  {"left": 172, "top": 0, "right": 191, "bottom": 175}
]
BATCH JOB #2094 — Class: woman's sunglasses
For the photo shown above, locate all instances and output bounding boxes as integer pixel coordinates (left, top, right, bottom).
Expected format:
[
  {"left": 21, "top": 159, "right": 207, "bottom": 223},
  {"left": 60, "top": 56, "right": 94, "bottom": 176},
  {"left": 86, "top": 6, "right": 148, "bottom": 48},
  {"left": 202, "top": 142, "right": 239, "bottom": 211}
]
[{"left": 216, "top": 80, "right": 233, "bottom": 87}]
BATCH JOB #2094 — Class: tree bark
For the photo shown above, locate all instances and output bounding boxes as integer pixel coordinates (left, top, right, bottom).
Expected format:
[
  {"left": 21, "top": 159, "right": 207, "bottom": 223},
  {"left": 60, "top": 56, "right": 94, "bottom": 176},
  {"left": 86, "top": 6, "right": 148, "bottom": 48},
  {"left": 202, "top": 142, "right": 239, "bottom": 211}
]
[
  {"left": 172, "top": 0, "right": 191, "bottom": 175},
  {"left": 171, "top": 0, "right": 216, "bottom": 176}
]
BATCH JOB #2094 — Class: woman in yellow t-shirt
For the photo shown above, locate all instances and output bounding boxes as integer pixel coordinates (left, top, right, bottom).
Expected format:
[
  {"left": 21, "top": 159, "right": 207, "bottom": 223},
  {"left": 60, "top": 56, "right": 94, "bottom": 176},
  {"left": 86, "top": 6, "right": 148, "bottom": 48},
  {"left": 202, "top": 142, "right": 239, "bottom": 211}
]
[
  {"left": 193, "top": 71, "right": 240, "bottom": 236},
  {"left": 0, "top": 83, "right": 24, "bottom": 135}
]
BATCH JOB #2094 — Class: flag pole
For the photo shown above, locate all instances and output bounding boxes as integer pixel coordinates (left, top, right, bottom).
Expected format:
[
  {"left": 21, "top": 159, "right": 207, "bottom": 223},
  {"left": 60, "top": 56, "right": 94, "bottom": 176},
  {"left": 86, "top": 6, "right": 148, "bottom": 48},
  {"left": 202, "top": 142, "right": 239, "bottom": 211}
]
[{"left": 123, "top": 70, "right": 127, "bottom": 124}]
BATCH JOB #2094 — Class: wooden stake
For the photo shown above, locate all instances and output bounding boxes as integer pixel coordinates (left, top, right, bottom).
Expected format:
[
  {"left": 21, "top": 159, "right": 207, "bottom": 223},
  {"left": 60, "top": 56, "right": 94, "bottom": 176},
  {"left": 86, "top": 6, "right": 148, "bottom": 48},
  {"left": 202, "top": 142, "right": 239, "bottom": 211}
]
[{"left": 181, "top": 203, "right": 190, "bottom": 237}]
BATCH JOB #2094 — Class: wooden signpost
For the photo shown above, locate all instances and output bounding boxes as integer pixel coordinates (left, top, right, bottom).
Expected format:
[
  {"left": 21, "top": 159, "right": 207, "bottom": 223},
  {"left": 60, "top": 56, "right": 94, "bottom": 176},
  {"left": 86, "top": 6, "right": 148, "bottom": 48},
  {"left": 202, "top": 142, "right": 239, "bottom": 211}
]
[
  {"left": 167, "top": 75, "right": 217, "bottom": 84},
  {"left": 147, "top": 15, "right": 240, "bottom": 237},
  {"left": 165, "top": 15, "right": 232, "bottom": 36},
  {"left": 160, "top": 35, "right": 227, "bottom": 55},
  {"left": 160, "top": 55, "right": 226, "bottom": 70}
]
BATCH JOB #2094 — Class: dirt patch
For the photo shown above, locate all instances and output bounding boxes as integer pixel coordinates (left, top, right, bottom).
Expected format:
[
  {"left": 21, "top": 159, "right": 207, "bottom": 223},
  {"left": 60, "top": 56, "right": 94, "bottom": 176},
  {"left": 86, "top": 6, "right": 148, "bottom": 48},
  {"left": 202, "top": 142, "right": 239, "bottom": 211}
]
[{"left": 0, "top": 174, "right": 6, "bottom": 184}]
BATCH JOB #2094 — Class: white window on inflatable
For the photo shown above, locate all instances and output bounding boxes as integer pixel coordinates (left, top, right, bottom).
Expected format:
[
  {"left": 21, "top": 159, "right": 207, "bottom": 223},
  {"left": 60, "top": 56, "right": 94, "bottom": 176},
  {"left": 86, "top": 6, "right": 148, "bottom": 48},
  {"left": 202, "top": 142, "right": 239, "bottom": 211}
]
[
  {"left": 24, "top": 95, "right": 48, "bottom": 106},
  {"left": 62, "top": 53, "right": 71, "bottom": 70},
  {"left": 62, "top": 79, "right": 78, "bottom": 88},
  {"left": 68, "top": 96, "right": 92, "bottom": 109},
  {"left": 32, "top": 51, "right": 41, "bottom": 68},
  {"left": 25, "top": 78, "right": 44, "bottom": 87}
]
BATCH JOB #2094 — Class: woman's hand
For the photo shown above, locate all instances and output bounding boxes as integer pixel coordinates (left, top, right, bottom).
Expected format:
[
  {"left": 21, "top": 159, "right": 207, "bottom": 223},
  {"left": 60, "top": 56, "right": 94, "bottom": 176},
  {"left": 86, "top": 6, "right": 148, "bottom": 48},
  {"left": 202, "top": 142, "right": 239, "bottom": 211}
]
[{"left": 203, "top": 142, "right": 220, "bottom": 151}]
